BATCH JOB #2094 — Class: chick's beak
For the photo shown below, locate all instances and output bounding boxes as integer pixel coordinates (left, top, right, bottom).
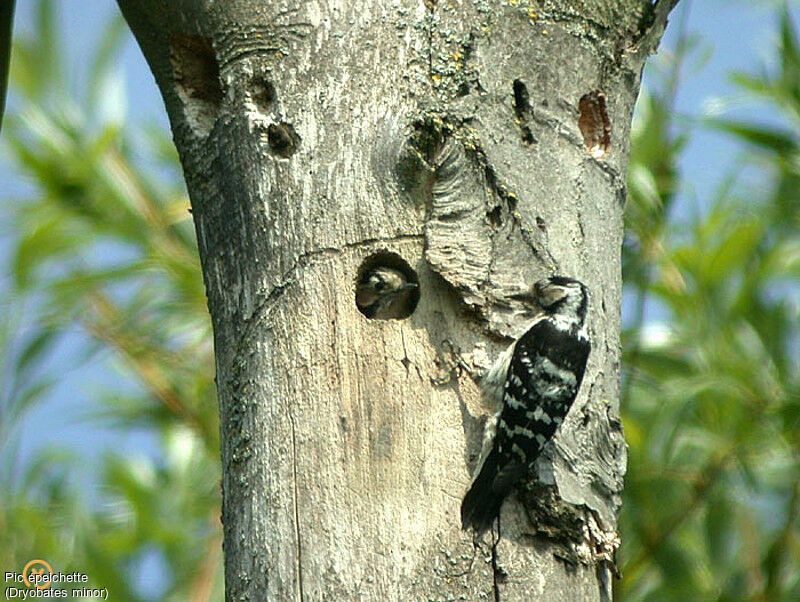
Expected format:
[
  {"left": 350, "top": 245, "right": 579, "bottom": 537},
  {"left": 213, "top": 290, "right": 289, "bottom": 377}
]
[{"left": 388, "top": 282, "right": 418, "bottom": 297}]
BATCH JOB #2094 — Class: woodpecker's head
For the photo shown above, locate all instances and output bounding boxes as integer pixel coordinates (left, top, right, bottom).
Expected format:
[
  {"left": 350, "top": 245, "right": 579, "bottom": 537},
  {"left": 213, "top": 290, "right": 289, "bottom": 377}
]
[
  {"left": 510, "top": 275, "right": 588, "bottom": 325},
  {"left": 356, "top": 267, "right": 418, "bottom": 319}
]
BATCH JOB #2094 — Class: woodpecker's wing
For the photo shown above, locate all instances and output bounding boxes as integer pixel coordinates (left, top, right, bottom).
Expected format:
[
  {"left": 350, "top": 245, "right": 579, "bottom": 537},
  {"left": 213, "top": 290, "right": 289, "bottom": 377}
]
[
  {"left": 461, "top": 317, "right": 590, "bottom": 533},
  {"left": 491, "top": 319, "right": 590, "bottom": 493}
]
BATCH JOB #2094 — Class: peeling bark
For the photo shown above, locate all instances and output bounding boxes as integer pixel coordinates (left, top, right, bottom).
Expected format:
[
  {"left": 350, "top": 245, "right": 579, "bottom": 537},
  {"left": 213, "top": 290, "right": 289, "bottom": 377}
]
[{"left": 116, "top": 0, "right": 677, "bottom": 599}]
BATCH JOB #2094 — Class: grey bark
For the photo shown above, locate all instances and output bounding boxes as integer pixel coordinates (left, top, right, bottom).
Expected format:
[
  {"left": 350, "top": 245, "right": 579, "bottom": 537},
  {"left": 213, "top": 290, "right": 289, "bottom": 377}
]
[{"left": 116, "top": 0, "right": 676, "bottom": 600}]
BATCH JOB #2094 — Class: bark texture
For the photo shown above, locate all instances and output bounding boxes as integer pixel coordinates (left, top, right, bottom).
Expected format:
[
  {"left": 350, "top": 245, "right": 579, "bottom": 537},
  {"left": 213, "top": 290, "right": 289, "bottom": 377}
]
[{"left": 116, "top": 0, "right": 676, "bottom": 599}]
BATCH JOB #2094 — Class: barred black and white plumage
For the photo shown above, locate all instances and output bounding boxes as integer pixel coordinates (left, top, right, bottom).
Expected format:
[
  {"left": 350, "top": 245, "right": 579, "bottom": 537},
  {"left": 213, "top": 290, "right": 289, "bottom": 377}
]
[{"left": 461, "top": 276, "right": 591, "bottom": 534}]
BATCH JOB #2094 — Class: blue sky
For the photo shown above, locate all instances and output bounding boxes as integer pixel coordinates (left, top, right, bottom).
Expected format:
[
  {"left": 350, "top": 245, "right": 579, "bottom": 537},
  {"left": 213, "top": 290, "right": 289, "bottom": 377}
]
[
  {"left": 658, "top": 1, "right": 795, "bottom": 208},
  {"left": 0, "top": 0, "right": 797, "bottom": 596}
]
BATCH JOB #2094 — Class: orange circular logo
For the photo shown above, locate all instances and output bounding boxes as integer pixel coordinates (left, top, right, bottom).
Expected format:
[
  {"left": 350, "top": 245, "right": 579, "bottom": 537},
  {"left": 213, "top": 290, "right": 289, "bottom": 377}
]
[{"left": 22, "top": 559, "right": 53, "bottom": 590}]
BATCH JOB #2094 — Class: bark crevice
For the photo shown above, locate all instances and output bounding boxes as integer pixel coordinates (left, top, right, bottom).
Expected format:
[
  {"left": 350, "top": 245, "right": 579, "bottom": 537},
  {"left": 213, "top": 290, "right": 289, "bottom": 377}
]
[
  {"left": 491, "top": 532, "right": 502, "bottom": 602},
  {"left": 289, "top": 410, "right": 305, "bottom": 601}
]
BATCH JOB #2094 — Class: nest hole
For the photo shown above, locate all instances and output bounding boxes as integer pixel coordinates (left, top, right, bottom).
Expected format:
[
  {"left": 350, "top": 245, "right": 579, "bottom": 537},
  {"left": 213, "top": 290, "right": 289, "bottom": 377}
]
[
  {"left": 253, "top": 78, "right": 276, "bottom": 110},
  {"left": 268, "top": 122, "right": 300, "bottom": 158},
  {"left": 355, "top": 252, "right": 420, "bottom": 320}
]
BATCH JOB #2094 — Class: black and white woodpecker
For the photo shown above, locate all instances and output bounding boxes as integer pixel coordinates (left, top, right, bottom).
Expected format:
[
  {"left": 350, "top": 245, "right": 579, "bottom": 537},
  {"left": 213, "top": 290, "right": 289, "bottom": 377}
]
[
  {"left": 461, "top": 275, "right": 591, "bottom": 535},
  {"left": 355, "top": 267, "right": 418, "bottom": 320}
]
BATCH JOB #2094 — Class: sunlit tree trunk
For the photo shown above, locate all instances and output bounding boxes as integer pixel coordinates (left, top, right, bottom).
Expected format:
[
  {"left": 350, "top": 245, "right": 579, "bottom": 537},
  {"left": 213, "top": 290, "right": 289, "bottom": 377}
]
[{"left": 116, "top": 0, "right": 676, "bottom": 599}]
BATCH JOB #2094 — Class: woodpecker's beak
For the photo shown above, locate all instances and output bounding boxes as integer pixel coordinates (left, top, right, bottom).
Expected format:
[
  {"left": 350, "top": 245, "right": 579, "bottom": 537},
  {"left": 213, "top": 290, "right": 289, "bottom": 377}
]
[{"left": 507, "top": 290, "right": 539, "bottom": 307}]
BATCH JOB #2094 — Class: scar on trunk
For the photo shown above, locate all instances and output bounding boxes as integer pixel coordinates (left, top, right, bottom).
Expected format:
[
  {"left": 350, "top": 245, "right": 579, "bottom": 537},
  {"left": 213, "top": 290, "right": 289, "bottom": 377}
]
[
  {"left": 169, "top": 34, "right": 222, "bottom": 136},
  {"left": 578, "top": 91, "right": 610, "bottom": 160}
]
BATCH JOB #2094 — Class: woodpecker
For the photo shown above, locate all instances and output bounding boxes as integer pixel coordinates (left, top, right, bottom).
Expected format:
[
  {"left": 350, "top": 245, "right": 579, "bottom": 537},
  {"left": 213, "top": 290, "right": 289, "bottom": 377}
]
[
  {"left": 355, "top": 266, "right": 418, "bottom": 320},
  {"left": 461, "top": 275, "right": 590, "bottom": 535}
]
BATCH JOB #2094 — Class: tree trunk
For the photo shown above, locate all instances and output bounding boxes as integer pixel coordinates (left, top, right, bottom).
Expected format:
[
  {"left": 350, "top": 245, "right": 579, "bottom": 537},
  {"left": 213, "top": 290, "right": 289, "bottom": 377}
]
[{"left": 116, "top": 0, "right": 676, "bottom": 599}]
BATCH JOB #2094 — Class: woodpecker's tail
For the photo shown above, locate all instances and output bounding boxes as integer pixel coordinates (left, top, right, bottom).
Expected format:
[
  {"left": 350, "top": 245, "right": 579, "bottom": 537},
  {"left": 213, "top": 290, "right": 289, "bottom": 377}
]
[{"left": 460, "top": 449, "right": 510, "bottom": 535}]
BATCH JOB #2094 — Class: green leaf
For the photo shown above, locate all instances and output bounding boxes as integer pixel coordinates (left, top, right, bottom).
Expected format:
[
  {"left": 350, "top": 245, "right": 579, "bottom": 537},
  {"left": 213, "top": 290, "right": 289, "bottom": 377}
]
[
  {"left": 34, "top": 0, "right": 61, "bottom": 98},
  {"left": 729, "top": 72, "right": 772, "bottom": 97},
  {"left": 707, "top": 119, "right": 798, "bottom": 156},
  {"left": 704, "top": 491, "right": 736, "bottom": 572},
  {"left": 8, "top": 379, "right": 56, "bottom": 423},
  {"left": 12, "top": 216, "right": 83, "bottom": 287},
  {"left": 700, "top": 217, "right": 764, "bottom": 284},
  {"left": 14, "top": 327, "right": 59, "bottom": 378},
  {"left": 779, "top": 6, "right": 800, "bottom": 86}
]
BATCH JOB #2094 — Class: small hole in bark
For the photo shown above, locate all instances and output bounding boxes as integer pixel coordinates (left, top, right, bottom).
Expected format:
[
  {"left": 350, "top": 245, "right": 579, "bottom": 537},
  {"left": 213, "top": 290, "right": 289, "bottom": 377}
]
[
  {"left": 513, "top": 80, "right": 536, "bottom": 144},
  {"left": 578, "top": 91, "right": 610, "bottom": 160},
  {"left": 169, "top": 34, "right": 222, "bottom": 135},
  {"left": 513, "top": 79, "right": 530, "bottom": 115},
  {"left": 507, "top": 194, "right": 517, "bottom": 212},
  {"left": 268, "top": 123, "right": 300, "bottom": 158},
  {"left": 520, "top": 126, "right": 536, "bottom": 145},
  {"left": 536, "top": 216, "right": 546, "bottom": 231},
  {"left": 395, "top": 117, "right": 450, "bottom": 202},
  {"left": 457, "top": 82, "right": 470, "bottom": 97},
  {"left": 410, "top": 117, "right": 449, "bottom": 163},
  {"left": 487, "top": 205, "right": 503, "bottom": 227},
  {"left": 253, "top": 79, "right": 276, "bottom": 110},
  {"left": 355, "top": 252, "right": 420, "bottom": 320}
]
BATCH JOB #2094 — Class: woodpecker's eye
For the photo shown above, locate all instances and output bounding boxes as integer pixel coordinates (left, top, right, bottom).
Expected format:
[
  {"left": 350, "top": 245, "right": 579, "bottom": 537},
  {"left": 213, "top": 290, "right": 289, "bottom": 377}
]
[{"left": 374, "top": 278, "right": 387, "bottom": 291}]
